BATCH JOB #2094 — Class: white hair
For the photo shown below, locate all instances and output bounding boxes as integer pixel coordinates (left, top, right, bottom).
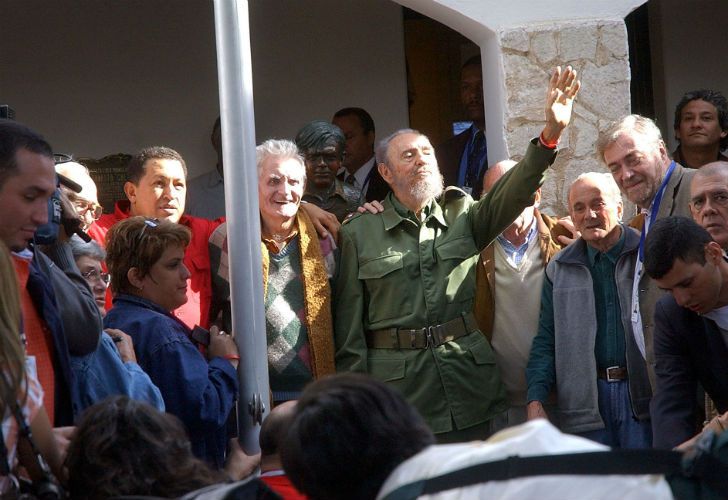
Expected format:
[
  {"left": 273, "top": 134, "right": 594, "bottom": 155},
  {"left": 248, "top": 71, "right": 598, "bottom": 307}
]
[
  {"left": 256, "top": 139, "right": 306, "bottom": 179},
  {"left": 570, "top": 172, "right": 623, "bottom": 206},
  {"left": 596, "top": 114, "right": 665, "bottom": 161},
  {"left": 69, "top": 234, "right": 106, "bottom": 261},
  {"left": 375, "top": 128, "right": 429, "bottom": 167}
]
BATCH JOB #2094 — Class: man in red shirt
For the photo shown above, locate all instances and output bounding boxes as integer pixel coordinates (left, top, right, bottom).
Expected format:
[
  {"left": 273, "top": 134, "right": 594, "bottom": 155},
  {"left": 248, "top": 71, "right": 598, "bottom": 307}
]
[{"left": 88, "top": 146, "right": 222, "bottom": 329}]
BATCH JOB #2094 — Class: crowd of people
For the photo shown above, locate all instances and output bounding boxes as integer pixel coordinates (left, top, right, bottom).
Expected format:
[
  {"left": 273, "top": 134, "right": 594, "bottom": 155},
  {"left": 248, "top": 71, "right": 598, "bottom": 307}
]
[{"left": 2, "top": 59, "right": 728, "bottom": 499}]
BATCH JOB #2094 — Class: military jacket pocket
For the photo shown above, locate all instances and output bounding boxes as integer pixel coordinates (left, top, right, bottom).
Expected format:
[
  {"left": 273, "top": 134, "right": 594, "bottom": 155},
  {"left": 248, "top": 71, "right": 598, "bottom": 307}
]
[
  {"left": 358, "top": 253, "right": 403, "bottom": 279},
  {"left": 469, "top": 336, "right": 497, "bottom": 365},
  {"left": 368, "top": 357, "right": 406, "bottom": 382},
  {"left": 435, "top": 237, "right": 477, "bottom": 304},
  {"left": 358, "top": 253, "right": 411, "bottom": 324}
]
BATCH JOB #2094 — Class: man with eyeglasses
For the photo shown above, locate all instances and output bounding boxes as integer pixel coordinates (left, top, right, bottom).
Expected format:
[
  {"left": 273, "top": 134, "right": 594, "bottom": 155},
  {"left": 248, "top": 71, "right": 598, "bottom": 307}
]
[
  {"left": 296, "top": 120, "right": 360, "bottom": 222},
  {"left": 55, "top": 161, "right": 103, "bottom": 231},
  {"left": 598, "top": 115, "right": 696, "bottom": 387},
  {"left": 690, "top": 162, "right": 728, "bottom": 250}
]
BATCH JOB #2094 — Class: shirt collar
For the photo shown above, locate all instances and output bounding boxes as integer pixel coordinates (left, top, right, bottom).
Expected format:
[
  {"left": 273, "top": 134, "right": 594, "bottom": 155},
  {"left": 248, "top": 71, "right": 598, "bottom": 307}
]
[
  {"left": 497, "top": 217, "right": 537, "bottom": 250},
  {"left": 382, "top": 193, "right": 445, "bottom": 230},
  {"left": 586, "top": 225, "right": 626, "bottom": 266}
]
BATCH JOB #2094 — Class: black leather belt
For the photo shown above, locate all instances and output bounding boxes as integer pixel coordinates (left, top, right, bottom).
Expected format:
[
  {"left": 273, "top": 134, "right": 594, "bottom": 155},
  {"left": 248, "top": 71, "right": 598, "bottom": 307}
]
[
  {"left": 597, "top": 366, "right": 628, "bottom": 382},
  {"left": 366, "top": 313, "right": 478, "bottom": 349}
]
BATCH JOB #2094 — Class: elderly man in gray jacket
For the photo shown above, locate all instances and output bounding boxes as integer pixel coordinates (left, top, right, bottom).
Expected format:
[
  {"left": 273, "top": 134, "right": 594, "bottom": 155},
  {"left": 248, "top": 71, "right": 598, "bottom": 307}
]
[{"left": 526, "top": 172, "right": 652, "bottom": 448}]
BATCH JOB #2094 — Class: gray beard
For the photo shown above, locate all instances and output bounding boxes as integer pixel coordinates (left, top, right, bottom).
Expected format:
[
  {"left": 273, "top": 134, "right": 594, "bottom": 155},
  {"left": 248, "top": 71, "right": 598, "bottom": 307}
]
[{"left": 408, "top": 173, "right": 444, "bottom": 204}]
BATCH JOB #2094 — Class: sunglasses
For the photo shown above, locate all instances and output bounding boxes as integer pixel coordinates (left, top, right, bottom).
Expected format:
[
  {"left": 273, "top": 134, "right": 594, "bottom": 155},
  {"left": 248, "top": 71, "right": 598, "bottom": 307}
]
[{"left": 137, "top": 218, "right": 160, "bottom": 243}]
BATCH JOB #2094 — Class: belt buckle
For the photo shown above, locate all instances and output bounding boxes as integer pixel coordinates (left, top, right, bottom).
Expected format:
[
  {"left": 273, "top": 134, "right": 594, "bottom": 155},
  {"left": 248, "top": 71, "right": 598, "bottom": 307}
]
[
  {"left": 425, "top": 326, "right": 436, "bottom": 348},
  {"left": 426, "top": 323, "right": 446, "bottom": 348},
  {"left": 606, "top": 365, "right": 621, "bottom": 382}
]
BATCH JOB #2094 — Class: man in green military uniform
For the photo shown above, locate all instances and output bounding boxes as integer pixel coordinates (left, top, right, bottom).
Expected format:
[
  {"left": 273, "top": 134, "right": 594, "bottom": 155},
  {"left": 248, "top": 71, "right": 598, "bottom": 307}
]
[{"left": 334, "top": 66, "right": 581, "bottom": 442}]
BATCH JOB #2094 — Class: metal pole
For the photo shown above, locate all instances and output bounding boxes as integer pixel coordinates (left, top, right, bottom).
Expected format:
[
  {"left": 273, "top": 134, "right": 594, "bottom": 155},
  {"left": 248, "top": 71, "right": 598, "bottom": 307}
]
[{"left": 213, "top": 0, "right": 269, "bottom": 453}]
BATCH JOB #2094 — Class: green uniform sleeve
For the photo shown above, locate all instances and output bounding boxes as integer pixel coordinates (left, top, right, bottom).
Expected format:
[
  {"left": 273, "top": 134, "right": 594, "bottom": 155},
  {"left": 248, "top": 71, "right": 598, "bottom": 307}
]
[
  {"left": 469, "top": 139, "right": 557, "bottom": 251},
  {"left": 333, "top": 228, "right": 368, "bottom": 373},
  {"left": 526, "top": 273, "right": 557, "bottom": 403}
]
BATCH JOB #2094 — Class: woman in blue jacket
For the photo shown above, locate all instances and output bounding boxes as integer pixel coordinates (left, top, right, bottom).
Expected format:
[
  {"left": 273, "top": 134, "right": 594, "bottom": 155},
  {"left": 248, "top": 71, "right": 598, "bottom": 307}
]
[{"left": 104, "top": 217, "right": 239, "bottom": 469}]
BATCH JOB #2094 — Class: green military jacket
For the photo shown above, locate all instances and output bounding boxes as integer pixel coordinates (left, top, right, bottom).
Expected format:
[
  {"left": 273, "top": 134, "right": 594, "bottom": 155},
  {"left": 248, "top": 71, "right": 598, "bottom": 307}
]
[{"left": 333, "top": 139, "right": 558, "bottom": 434}]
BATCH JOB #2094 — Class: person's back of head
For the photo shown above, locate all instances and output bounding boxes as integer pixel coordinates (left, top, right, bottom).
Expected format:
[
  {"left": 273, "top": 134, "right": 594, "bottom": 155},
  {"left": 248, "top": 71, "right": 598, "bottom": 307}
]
[
  {"left": 65, "top": 396, "right": 225, "bottom": 499},
  {"left": 643, "top": 216, "right": 713, "bottom": 280},
  {"left": 259, "top": 400, "right": 297, "bottom": 471},
  {"left": 280, "top": 373, "right": 435, "bottom": 500}
]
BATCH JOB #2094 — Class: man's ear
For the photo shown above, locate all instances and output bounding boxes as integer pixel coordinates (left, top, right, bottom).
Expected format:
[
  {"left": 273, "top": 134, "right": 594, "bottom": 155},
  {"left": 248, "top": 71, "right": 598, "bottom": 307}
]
[
  {"left": 705, "top": 240, "right": 724, "bottom": 265},
  {"left": 378, "top": 163, "right": 393, "bottom": 186},
  {"left": 127, "top": 267, "right": 144, "bottom": 290},
  {"left": 533, "top": 188, "right": 542, "bottom": 208},
  {"left": 657, "top": 140, "right": 670, "bottom": 163},
  {"left": 124, "top": 181, "right": 137, "bottom": 203}
]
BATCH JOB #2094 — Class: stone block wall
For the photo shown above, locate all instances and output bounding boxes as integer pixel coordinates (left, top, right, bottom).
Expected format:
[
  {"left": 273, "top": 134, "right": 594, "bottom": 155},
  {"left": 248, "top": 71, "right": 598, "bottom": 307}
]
[{"left": 498, "top": 20, "right": 632, "bottom": 216}]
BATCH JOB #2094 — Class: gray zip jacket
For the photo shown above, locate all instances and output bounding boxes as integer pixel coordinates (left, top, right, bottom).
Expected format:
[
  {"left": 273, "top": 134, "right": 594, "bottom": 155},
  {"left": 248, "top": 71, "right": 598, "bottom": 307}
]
[{"left": 535, "top": 226, "right": 652, "bottom": 433}]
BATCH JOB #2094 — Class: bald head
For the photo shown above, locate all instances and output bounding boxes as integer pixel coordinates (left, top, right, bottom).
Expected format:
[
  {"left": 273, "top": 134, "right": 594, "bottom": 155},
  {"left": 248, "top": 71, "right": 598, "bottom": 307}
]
[
  {"left": 56, "top": 162, "right": 101, "bottom": 230},
  {"left": 260, "top": 401, "right": 297, "bottom": 460},
  {"left": 56, "top": 162, "right": 99, "bottom": 203},
  {"left": 482, "top": 159, "right": 540, "bottom": 242},
  {"left": 482, "top": 160, "right": 517, "bottom": 194},
  {"left": 694, "top": 161, "right": 728, "bottom": 180}
]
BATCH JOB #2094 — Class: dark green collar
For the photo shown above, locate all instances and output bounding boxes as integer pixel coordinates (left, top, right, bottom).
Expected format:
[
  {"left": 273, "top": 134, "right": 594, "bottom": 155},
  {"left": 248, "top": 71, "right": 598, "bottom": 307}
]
[{"left": 586, "top": 225, "right": 626, "bottom": 266}]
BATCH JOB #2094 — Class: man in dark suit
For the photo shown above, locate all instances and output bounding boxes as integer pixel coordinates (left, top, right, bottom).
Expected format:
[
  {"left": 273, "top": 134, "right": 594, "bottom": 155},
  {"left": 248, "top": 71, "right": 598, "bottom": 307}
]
[
  {"left": 436, "top": 55, "right": 488, "bottom": 198},
  {"left": 643, "top": 216, "right": 728, "bottom": 449},
  {"left": 332, "top": 107, "right": 390, "bottom": 203}
]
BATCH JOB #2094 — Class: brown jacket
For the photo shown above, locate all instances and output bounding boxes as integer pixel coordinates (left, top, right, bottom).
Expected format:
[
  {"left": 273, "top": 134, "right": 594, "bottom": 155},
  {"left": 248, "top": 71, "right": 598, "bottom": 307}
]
[{"left": 473, "top": 210, "right": 570, "bottom": 342}]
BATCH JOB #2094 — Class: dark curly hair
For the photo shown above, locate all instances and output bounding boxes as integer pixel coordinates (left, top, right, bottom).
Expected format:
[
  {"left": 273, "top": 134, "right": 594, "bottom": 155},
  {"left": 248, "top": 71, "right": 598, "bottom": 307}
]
[
  {"left": 673, "top": 89, "right": 728, "bottom": 149},
  {"left": 65, "top": 396, "right": 226, "bottom": 498}
]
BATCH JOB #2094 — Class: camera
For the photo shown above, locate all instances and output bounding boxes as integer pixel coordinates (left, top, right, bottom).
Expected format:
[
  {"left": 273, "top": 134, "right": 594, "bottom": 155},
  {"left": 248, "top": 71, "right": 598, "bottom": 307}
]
[{"left": 33, "top": 188, "right": 62, "bottom": 245}]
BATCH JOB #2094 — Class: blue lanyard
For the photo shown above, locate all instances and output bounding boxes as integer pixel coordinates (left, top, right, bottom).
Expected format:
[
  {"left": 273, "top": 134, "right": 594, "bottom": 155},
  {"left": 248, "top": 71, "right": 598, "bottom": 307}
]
[{"left": 638, "top": 161, "right": 676, "bottom": 262}]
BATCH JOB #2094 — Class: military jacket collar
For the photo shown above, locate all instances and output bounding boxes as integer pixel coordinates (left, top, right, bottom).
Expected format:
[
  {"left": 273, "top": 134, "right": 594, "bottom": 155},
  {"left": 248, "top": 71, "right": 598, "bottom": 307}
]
[{"left": 382, "top": 192, "right": 448, "bottom": 231}]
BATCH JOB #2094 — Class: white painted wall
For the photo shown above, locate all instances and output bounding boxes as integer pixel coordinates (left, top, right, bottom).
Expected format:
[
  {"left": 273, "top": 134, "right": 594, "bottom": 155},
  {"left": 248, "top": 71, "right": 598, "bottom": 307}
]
[
  {"left": 0, "top": 0, "right": 408, "bottom": 178},
  {"left": 2, "top": 0, "right": 722, "bottom": 178},
  {"left": 249, "top": 0, "right": 408, "bottom": 146}
]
